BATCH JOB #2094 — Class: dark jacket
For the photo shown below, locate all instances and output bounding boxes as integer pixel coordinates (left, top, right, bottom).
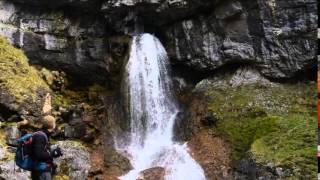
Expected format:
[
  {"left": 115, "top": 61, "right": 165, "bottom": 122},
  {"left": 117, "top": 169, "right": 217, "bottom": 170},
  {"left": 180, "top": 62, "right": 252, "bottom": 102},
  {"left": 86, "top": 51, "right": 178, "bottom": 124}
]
[{"left": 31, "top": 129, "right": 53, "bottom": 164}]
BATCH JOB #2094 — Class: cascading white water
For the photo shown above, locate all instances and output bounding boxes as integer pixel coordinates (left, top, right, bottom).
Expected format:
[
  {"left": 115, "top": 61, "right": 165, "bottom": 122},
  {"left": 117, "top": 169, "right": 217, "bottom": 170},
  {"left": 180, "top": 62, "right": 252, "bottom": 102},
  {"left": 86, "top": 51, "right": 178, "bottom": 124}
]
[{"left": 117, "top": 33, "right": 206, "bottom": 180}]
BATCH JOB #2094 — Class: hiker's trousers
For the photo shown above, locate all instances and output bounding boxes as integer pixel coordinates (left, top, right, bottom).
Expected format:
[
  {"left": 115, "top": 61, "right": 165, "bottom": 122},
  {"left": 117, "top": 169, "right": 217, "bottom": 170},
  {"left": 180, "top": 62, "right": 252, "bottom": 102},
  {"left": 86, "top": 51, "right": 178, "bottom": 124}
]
[{"left": 31, "top": 171, "right": 52, "bottom": 180}]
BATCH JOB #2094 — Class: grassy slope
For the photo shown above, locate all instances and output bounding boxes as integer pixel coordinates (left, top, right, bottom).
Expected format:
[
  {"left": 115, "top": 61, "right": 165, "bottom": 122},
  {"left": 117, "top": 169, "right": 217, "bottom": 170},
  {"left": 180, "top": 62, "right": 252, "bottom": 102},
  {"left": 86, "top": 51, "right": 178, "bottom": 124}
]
[
  {"left": 206, "top": 83, "right": 317, "bottom": 178},
  {"left": 0, "top": 36, "right": 49, "bottom": 103}
]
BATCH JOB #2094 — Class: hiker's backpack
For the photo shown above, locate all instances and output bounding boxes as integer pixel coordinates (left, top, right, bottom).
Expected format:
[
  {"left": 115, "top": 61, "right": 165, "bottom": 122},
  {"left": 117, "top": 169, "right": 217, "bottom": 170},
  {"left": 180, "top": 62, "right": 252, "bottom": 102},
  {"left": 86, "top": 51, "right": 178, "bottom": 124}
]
[{"left": 15, "top": 131, "right": 48, "bottom": 171}]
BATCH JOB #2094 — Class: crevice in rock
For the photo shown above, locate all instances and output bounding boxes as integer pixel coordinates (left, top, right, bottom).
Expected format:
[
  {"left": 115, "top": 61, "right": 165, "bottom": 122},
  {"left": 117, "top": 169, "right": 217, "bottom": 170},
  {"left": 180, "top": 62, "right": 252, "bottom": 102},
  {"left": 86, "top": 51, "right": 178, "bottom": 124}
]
[
  {"left": 0, "top": 104, "right": 21, "bottom": 121},
  {"left": 172, "top": 61, "right": 258, "bottom": 85},
  {"left": 266, "top": 63, "right": 318, "bottom": 83}
]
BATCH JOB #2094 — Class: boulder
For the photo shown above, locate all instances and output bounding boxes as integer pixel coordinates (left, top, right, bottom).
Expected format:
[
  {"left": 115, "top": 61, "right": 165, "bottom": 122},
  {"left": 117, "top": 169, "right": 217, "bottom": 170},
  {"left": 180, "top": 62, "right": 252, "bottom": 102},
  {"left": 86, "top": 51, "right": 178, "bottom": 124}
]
[
  {"left": 5, "top": 126, "right": 20, "bottom": 146},
  {"left": 0, "top": 160, "right": 30, "bottom": 180},
  {"left": 54, "top": 141, "right": 91, "bottom": 180},
  {"left": 137, "top": 167, "right": 165, "bottom": 180},
  {"left": 103, "top": 150, "right": 132, "bottom": 176}
]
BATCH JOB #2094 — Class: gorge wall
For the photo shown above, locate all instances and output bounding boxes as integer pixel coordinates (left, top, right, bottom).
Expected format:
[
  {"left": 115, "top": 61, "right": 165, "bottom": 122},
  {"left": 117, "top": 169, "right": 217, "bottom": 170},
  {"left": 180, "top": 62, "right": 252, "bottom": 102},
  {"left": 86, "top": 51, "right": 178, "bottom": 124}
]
[
  {"left": 0, "top": 0, "right": 317, "bottom": 179},
  {"left": 0, "top": 0, "right": 317, "bottom": 81}
]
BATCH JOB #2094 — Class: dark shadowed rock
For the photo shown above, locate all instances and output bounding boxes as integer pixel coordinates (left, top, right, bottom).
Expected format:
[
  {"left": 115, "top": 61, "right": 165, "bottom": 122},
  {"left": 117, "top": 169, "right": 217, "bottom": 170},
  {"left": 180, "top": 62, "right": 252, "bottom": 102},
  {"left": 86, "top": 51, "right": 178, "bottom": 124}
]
[
  {"left": 200, "top": 112, "right": 218, "bottom": 127},
  {"left": 173, "top": 111, "right": 193, "bottom": 141}
]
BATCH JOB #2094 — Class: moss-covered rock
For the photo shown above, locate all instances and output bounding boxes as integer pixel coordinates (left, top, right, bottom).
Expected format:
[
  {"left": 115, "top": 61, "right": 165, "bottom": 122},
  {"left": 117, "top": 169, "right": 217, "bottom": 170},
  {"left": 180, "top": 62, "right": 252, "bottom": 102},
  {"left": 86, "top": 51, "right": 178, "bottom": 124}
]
[
  {"left": 0, "top": 36, "right": 50, "bottom": 120},
  {"left": 204, "top": 82, "right": 317, "bottom": 178}
]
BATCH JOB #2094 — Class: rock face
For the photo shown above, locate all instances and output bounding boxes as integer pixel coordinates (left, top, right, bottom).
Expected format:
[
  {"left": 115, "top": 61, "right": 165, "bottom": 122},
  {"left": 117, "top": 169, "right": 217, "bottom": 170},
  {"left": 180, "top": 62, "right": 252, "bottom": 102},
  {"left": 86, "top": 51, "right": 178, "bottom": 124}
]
[
  {"left": 163, "top": 0, "right": 317, "bottom": 78},
  {"left": 0, "top": 0, "right": 316, "bottom": 81},
  {"left": 0, "top": 0, "right": 117, "bottom": 84}
]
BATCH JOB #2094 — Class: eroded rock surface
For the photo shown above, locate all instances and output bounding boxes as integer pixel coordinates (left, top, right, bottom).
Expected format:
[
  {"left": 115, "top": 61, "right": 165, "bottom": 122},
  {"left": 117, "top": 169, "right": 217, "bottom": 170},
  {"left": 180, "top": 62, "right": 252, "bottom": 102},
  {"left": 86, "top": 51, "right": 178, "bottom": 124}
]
[{"left": 0, "top": 0, "right": 317, "bottom": 80}]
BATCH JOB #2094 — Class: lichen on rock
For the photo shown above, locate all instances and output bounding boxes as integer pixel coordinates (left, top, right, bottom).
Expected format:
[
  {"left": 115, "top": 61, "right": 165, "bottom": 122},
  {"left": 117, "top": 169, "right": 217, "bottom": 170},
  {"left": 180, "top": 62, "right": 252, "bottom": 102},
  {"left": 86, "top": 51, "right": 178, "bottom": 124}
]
[{"left": 54, "top": 141, "right": 91, "bottom": 180}]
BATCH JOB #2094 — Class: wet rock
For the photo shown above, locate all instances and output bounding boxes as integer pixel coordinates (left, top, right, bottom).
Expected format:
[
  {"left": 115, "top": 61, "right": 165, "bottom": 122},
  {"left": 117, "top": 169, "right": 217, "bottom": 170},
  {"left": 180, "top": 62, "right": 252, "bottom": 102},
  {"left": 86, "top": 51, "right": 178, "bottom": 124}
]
[
  {"left": 173, "top": 111, "right": 193, "bottom": 141},
  {"left": 54, "top": 141, "right": 91, "bottom": 180},
  {"left": 137, "top": 167, "right": 165, "bottom": 180},
  {"left": 103, "top": 150, "right": 132, "bottom": 176},
  {"left": 172, "top": 77, "right": 188, "bottom": 93}
]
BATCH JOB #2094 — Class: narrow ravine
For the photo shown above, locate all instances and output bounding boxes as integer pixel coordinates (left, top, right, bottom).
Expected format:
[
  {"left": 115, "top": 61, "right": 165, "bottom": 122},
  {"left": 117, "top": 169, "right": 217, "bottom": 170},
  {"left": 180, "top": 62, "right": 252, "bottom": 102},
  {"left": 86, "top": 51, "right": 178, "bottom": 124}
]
[{"left": 116, "top": 33, "right": 206, "bottom": 180}]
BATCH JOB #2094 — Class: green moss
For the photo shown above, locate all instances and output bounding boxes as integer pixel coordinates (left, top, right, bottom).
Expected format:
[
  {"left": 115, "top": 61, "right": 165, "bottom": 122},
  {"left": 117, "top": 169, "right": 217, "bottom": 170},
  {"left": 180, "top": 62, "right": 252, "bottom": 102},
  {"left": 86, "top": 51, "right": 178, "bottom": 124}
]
[
  {"left": 251, "top": 115, "right": 316, "bottom": 178},
  {"left": 206, "top": 82, "right": 317, "bottom": 178},
  {"left": 217, "top": 115, "right": 279, "bottom": 158},
  {"left": 0, "top": 36, "right": 49, "bottom": 102},
  {"left": 53, "top": 90, "right": 88, "bottom": 107}
]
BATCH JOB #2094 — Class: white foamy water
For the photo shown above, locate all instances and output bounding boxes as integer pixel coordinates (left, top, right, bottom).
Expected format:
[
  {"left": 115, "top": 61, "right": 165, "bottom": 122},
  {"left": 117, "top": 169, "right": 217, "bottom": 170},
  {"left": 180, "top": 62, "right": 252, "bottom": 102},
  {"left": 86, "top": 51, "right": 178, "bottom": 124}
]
[{"left": 117, "top": 33, "right": 206, "bottom": 180}]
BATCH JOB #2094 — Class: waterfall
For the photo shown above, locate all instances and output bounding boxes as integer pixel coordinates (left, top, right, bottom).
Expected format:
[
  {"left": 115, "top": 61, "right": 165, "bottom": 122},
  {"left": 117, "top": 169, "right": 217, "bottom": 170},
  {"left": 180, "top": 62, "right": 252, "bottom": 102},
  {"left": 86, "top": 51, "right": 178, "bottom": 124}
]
[{"left": 118, "top": 33, "right": 206, "bottom": 180}]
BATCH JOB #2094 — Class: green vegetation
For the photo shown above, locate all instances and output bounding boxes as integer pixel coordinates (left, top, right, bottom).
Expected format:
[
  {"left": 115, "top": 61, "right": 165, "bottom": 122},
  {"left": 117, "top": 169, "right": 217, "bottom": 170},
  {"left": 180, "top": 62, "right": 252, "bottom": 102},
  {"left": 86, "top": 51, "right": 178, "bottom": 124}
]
[
  {"left": 206, "top": 82, "right": 317, "bottom": 178},
  {"left": 0, "top": 36, "right": 49, "bottom": 102}
]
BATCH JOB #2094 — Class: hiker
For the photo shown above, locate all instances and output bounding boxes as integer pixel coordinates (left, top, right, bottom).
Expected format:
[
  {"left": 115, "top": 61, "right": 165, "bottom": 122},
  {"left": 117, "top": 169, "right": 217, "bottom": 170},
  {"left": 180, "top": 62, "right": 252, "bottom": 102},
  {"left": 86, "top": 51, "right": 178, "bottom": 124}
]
[{"left": 30, "top": 115, "right": 63, "bottom": 180}]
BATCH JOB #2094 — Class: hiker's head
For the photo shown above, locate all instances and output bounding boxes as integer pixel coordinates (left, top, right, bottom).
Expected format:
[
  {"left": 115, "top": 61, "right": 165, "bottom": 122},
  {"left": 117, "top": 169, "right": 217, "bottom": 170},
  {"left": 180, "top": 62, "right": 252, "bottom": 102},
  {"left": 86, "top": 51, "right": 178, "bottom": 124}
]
[{"left": 41, "top": 115, "right": 56, "bottom": 132}]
